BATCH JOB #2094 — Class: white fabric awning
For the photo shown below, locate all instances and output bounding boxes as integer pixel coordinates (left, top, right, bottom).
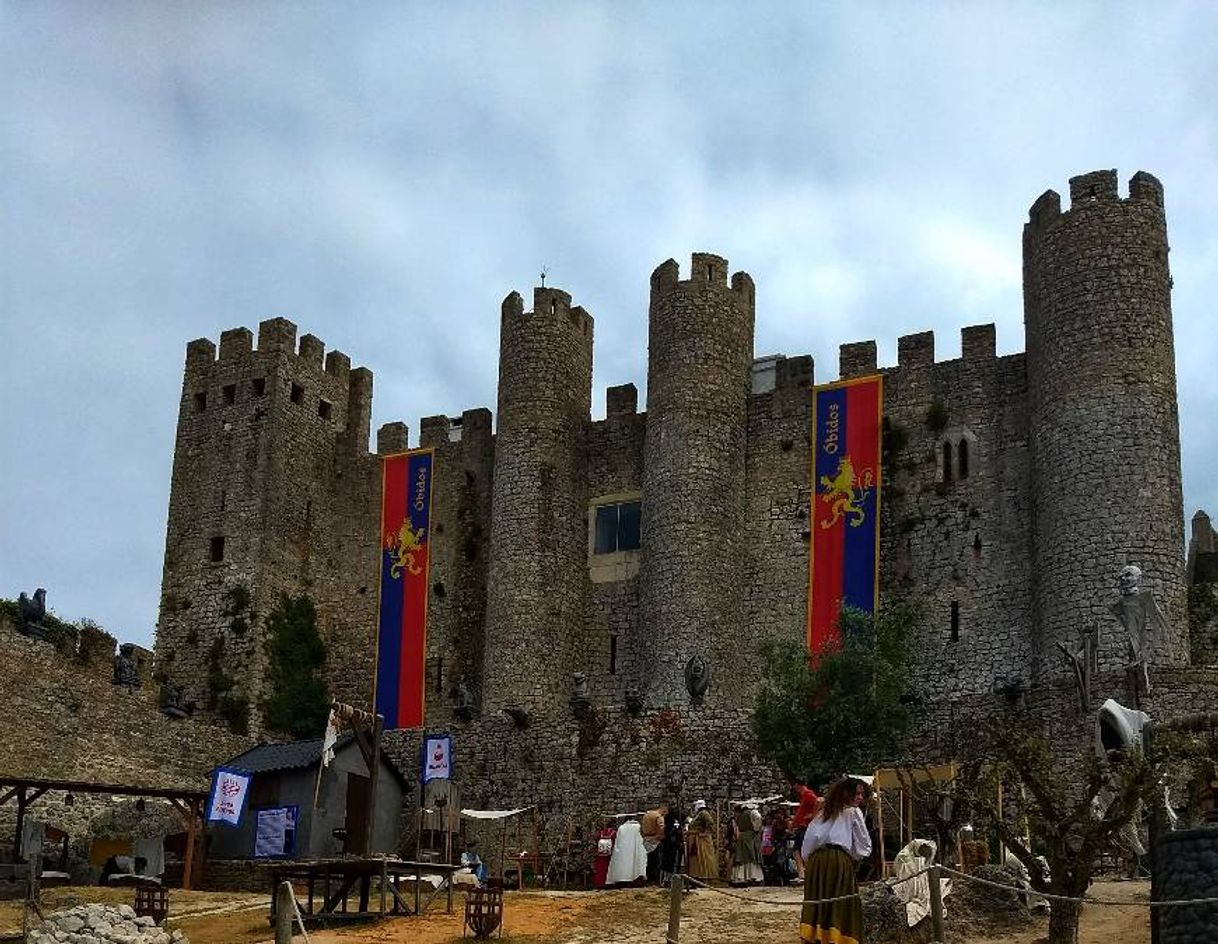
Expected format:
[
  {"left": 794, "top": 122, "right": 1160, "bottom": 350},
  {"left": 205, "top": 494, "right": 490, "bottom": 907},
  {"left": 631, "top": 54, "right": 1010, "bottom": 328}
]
[
  {"left": 459, "top": 807, "right": 532, "bottom": 820},
  {"left": 728, "top": 794, "right": 783, "bottom": 807}
]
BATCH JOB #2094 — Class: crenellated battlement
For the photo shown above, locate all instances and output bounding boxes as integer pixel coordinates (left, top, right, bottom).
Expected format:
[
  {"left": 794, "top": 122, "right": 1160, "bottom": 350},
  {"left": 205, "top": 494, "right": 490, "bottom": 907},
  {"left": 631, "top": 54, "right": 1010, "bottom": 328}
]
[
  {"left": 1025, "top": 169, "right": 1165, "bottom": 235},
  {"left": 500, "top": 287, "right": 593, "bottom": 338},
  {"left": 649, "top": 253, "right": 755, "bottom": 308},
  {"left": 419, "top": 408, "right": 494, "bottom": 449},
  {"left": 185, "top": 318, "right": 363, "bottom": 383},
  {"left": 837, "top": 324, "right": 1006, "bottom": 380}
]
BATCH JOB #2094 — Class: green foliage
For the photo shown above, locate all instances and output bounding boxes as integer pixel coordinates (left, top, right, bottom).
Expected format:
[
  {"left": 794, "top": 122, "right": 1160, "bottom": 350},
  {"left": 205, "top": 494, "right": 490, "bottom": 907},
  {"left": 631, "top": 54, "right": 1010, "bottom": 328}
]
[
  {"left": 206, "top": 635, "right": 249, "bottom": 735},
  {"left": 925, "top": 397, "right": 949, "bottom": 433},
  {"left": 262, "top": 593, "right": 330, "bottom": 740},
  {"left": 752, "top": 602, "right": 922, "bottom": 786},
  {"left": 0, "top": 598, "right": 88, "bottom": 655},
  {"left": 223, "top": 582, "right": 254, "bottom": 637}
]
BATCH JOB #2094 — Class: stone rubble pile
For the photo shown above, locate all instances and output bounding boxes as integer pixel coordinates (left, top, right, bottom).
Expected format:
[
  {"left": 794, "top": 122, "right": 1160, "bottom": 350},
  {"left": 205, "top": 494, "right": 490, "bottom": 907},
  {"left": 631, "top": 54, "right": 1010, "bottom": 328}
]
[{"left": 28, "top": 903, "right": 187, "bottom": 944}]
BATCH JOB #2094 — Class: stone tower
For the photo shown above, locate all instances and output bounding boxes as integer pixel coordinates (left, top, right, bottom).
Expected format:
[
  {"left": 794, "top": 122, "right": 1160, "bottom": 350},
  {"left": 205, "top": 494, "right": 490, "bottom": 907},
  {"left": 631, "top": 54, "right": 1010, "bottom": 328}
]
[
  {"left": 482, "top": 287, "right": 594, "bottom": 714},
  {"left": 155, "top": 318, "right": 382, "bottom": 730},
  {"left": 638, "top": 254, "right": 756, "bottom": 706},
  {"left": 1024, "top": 170, "right": 1187, "bottom": 677}
]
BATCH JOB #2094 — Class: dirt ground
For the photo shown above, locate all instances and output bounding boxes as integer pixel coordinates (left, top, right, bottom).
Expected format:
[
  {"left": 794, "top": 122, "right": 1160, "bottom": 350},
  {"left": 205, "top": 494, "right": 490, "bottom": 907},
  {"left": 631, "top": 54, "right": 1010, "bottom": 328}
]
[{"left": 1, "top": 879, "right": 1150, "bottom": 944}]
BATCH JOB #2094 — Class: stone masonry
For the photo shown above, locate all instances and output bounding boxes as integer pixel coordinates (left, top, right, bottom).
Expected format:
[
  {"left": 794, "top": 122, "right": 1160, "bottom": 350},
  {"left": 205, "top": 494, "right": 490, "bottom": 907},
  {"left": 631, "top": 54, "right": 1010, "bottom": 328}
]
[{"left": 152, "top": 169, "right": 1212, "bottom": 843}]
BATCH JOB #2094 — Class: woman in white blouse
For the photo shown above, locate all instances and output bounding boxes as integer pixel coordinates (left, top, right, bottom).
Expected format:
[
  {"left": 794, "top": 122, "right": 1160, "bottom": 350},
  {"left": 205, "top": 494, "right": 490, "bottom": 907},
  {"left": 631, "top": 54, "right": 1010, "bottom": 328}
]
[{"left": 798, "top": 777, "right": 871, "bottom": 944}]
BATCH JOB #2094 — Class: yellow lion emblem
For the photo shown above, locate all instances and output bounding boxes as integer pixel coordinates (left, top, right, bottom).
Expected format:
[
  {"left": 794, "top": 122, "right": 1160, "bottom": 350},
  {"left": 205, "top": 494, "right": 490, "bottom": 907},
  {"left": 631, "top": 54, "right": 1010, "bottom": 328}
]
[
  {"left": 385, "top": 518, "right": 426, "bottom": 578},
  {"left": 819, "top": 455, "right": 874, "bottom": 529}
]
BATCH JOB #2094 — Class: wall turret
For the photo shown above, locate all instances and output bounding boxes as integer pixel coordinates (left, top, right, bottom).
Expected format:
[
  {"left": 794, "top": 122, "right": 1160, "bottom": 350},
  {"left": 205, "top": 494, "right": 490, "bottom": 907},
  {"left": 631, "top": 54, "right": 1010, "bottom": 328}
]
[
  {"left": 1024, "top": 170, "right": 1187, "bottom": 678},
  {"left": 483, "top": 286, "right": 594, "bottom": 713},
  {"left": 638, "top": 253, "right": 755, "bottom": 707}
]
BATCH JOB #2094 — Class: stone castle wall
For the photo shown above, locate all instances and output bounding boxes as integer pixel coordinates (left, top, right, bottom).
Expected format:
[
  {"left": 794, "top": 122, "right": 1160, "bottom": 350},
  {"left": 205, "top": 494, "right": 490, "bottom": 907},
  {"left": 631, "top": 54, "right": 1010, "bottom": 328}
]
[{"left": 145, "top": 169, "right": 1205, "bottom": 844}]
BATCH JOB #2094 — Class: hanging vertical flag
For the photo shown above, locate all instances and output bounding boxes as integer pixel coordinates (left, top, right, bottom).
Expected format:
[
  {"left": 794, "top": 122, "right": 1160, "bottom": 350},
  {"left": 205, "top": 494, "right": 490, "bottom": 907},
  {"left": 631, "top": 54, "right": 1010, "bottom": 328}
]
[
  {"left": 808, "top": 376, "right": 883, "bottom": 655},
  {"left": 375, "top": 448, "right": 435, "bottom": 730}
]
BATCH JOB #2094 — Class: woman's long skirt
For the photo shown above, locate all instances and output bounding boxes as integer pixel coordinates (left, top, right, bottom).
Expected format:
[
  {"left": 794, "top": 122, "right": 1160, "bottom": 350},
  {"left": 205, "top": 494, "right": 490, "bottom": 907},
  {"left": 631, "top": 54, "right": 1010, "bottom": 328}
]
[{"left": 799, "top": 846, "right": 862, "bottom": 944}]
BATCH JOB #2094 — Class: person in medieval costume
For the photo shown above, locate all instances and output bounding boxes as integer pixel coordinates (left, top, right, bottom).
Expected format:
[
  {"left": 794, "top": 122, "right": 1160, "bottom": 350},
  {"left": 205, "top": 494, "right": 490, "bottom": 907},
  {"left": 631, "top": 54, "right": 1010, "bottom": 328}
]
[
  {"left": 686, "top": 800, "right": 718, "bottom": 881},
  {"left": 606, "top": 817, "right": 647, "bottom": 886},
  {"left": 592, "top": 821, "right": 616, "bottom": 889},
  {"left": 659, "top": 803, "right": 684, "bottom": 884},
  {"left": 731, "top": 803, "right": 763, "bottom": 885},
  {"left": 800, "top": 778, "right": 871, "bottom": 944},
  {"left": 640, "top": 804, "right": 666, "bottom": 883}
]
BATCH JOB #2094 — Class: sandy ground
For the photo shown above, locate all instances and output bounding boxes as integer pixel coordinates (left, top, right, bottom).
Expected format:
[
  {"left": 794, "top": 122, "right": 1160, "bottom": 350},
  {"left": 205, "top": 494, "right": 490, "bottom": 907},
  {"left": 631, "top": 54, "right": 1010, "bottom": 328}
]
[{"left": 1, "top": 879, "right": 1150, "bottom": 944}]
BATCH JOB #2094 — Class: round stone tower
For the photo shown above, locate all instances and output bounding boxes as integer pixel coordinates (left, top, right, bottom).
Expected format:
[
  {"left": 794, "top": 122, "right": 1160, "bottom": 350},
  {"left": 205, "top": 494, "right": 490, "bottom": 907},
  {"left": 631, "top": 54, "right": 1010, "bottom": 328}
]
[
  {"left": 483, "top": 286, "right": 593, "bottom": 714},
  {"left": 1024, "top": 169, "right": 1187, "bottom": 678},
  {"left": 638, "top": 253, "right": 755, "bottom": 707}
]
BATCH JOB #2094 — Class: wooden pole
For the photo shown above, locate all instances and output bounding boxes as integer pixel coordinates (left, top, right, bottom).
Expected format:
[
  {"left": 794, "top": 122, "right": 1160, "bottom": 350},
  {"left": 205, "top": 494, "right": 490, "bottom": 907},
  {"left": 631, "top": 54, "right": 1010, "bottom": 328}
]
[
  {"left": 13, "top": 786, "right": 26, "bottom": 861},
  {"left": 876, "top": 785, "right": 886, "bottom": 878},
  {"left": 666, "top": 873, "right": 682, "bottom": 943},
  {"left": 928, "top": 864, "right": 945, "bottom": 942},
  {"left": 182, "top": 798, "right": 198, "bottom": 890},
  {"left": 275, "top": 881, "right": 295, "bottom": 944}
]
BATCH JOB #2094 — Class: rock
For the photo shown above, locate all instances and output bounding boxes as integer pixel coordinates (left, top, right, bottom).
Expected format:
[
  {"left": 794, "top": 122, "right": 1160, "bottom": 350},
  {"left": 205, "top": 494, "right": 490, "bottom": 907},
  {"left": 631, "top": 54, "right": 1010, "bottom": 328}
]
[
  {"left": 118, "top": 904, "right": 137, "bottom": 920},
  {"left": 170, "top": 931, "right": 184, "bottom": 942},
  {"left": 60, "top": 916, "right": 85, "bottom": 933},
  {"left": 135, "top": 915, "right": 155, "bottom": 927}
]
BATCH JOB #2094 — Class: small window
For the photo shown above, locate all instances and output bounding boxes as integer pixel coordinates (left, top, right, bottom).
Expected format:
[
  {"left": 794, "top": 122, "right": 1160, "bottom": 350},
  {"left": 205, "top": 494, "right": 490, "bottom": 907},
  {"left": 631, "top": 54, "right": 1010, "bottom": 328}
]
[
  {"left": 290, "top": 383, "right": 304, "bottom": 405},
  {"left": 222, "top": 384, "right": 236, "bottom": 405},
  {"left": 318, "top": 399, "right": 332, "bottom": 420},
  {"left": 609, "top": 635, "right": 618, "bottom": 675},
  {"left": 958, "top": 439, "right": 970, "bottom": 479},
  {"left": 942, "top": 442, "right": 953, "bottom": 483},
  {"left": 220, "top": 490, "right": 227, "bottom": 512},
  {"left": 252, "top": 377, "right": 266, "bottom": 397},
  {"left": 950, "top": 601, "right": 960, "bottom": 642},
  {"left": 209, "top": 536, "right": 225, "bottom": 562},
  {"left": 193, "top": 391, "right": 207, "bottom": 413},
  {"left": 593, "top": 500, "right": 642, "bottom": 555}
]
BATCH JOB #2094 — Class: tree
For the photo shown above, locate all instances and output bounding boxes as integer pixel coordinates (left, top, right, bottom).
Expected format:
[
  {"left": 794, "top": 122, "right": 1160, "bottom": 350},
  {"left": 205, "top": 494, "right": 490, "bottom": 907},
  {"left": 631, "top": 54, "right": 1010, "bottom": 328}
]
[
  {"left": 262, "top": 593, "right": 330, "bottom": 739},
  {"left": 752, "top": 602, "right": 923, "bottom": 787},
  {"left": 961, "top": 716, "right": 1165, "bottom": 944}
]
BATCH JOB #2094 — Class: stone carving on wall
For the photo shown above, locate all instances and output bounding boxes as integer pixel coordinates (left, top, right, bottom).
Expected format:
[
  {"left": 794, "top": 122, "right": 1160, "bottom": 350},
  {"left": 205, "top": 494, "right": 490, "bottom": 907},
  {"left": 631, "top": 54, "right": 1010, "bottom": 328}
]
[
  {"left": 684, "top": 655, "right": 710, "bottom": 702},
  {"left": 159, "top": 681, "right": 192, "bottom": 718},
  {"left": 113, "top": 643, "right": 141, "bottom": 691},
  {"left": 1111, "top": 565, "right": 1169, "bottom": 697},
  {"left": 569, "top": 672, "right": 591, "bottom": 718},
  {"left": 17, "top": 588, "right": 48, "bottom": 639},
  {"left": 454, "top": 679, "right": 476, "bottom": 722}
]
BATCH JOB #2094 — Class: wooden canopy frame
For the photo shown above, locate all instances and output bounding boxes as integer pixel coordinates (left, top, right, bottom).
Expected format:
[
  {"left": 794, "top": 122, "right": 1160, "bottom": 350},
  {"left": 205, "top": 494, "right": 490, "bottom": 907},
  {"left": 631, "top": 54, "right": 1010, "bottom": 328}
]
[{"left": 0, "top": 777, "right": 208, "bottom": 889}]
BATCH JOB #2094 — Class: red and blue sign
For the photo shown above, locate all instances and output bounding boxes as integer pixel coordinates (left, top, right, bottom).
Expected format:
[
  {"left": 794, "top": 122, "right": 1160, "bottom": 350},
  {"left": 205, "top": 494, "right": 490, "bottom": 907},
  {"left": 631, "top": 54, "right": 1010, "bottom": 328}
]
[
  {"left": 808, "top": 376, "right": 883, "bottom": 655},
  {"left": 375, "top": 449, "right": 434, "bottom": 730}
]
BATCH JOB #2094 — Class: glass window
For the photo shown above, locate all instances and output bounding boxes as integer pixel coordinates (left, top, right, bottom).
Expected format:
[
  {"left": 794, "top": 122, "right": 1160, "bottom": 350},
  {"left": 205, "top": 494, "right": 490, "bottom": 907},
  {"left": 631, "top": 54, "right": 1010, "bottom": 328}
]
[{"left": 592, "top": 500, "right": 643, "bottom": 555}]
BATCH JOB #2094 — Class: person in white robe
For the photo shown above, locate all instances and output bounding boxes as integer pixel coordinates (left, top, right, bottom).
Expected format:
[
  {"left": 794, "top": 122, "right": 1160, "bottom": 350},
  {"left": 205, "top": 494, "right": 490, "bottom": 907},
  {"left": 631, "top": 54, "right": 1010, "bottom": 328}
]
[{"left": 605, "top": 818, "right": 648, "bottom": 885}]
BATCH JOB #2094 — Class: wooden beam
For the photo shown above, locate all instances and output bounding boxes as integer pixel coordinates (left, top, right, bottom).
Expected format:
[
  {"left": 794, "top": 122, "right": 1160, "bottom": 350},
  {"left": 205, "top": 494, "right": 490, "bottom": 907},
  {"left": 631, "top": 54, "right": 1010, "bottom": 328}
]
[
  {"left": 182, "top": 798, "right": 199, "bottom": 890},
  {"left": 0, "top": 787, "right": 19, "bottom": 806}
]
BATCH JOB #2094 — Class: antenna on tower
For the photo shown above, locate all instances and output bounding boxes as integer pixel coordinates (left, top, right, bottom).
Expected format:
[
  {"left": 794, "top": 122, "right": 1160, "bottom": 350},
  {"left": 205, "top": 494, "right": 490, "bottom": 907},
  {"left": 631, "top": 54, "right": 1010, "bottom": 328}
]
[{"left": 540, "top": 266, "right": 548, "bottom": 287}]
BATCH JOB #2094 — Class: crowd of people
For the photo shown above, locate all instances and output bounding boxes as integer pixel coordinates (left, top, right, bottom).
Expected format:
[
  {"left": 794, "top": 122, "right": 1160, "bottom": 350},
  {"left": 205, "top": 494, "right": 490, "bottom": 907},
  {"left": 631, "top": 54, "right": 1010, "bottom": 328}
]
[{"left": 589, "top": 775, "right": 880, "bottom": 906}]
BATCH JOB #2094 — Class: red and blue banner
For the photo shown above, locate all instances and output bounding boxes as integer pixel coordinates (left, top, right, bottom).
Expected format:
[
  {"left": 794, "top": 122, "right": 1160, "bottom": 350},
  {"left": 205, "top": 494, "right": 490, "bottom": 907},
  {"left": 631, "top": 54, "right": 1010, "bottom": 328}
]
[
  {"left": 375, "top": 449, "right": 434, "bottom": 730},
  {"left": 808, "top": 376, "right": 883, "bottom": 655}
]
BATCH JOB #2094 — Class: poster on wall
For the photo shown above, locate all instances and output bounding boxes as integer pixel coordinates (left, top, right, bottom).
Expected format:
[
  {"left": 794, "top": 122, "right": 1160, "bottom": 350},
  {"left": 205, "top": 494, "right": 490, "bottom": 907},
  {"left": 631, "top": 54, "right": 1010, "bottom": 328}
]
[
  {"left": 253, "top": 806, "right": 298, "bottom": 858},
  {"left": 205, "top": 767, "right": 251, "bottom": 826},
  {"left": 374, "top": 448, "right": 435, "bottom": 730},
  {"left": 422, "top": 734, "right": 453, "bottom": 783},
  {"left": 807, "top": 375, "right": 884, "bottom": 656}
]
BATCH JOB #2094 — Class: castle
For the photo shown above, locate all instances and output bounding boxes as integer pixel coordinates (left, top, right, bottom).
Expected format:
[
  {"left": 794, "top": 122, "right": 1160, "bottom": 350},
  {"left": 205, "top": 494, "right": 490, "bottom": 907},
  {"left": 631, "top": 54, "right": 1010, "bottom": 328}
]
[{"left": 154, "top": 169, "right": 1214, "bottom": 825}]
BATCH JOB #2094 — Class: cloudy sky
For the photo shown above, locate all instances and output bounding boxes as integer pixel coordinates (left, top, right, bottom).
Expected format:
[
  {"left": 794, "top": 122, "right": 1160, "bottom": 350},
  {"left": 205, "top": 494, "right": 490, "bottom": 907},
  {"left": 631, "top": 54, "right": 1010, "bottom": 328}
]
[{"left": 3, "top": 2, "right": 1216, "bottom": 647}]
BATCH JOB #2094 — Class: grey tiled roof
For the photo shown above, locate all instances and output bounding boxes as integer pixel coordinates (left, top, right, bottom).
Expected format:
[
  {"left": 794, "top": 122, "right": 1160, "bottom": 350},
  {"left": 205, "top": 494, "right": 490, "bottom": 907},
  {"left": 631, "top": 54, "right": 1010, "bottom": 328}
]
[{"left": 223, "top": 734, "right": 354, "bottom": 773}]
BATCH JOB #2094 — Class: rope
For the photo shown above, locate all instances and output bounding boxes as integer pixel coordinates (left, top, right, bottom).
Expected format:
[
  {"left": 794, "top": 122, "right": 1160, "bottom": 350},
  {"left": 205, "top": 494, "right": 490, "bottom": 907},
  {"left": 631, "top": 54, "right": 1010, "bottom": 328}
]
[
  {"left": 941, "top": 867, "right": 1218, "bottom": 909},
  {"left": 678, "top": 866, "right": 934, "bottom": 907}
]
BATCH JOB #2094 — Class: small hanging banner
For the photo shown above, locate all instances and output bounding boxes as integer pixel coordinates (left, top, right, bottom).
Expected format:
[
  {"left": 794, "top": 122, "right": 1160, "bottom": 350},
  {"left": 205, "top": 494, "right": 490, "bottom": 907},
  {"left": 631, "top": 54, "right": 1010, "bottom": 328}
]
[
  {"left": 807, "top": 375, "right": 883, "bottom": 655},
  {"left": 422, "top": 734, "right": 453, "bottom": 783},
  {"left": 375, "top": 448, "right": 435, "bottom": 730},
  {"left": 206, "top": 767, "right": 251, "bottom": 826}
]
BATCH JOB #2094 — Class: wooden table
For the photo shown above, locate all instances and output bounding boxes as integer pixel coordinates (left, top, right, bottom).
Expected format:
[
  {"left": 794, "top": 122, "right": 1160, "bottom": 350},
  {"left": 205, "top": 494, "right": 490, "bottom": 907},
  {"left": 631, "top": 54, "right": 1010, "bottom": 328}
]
[{"left": 268, "top": 857, "right": 460, "bottom": 923}]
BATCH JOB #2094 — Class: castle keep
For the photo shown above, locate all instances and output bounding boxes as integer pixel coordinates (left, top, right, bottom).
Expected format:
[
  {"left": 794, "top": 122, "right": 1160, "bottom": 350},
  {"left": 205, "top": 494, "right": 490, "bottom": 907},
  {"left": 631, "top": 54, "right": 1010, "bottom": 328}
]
[{"left": 155, "top": 169, "right": 1202, "bottom": 818}]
